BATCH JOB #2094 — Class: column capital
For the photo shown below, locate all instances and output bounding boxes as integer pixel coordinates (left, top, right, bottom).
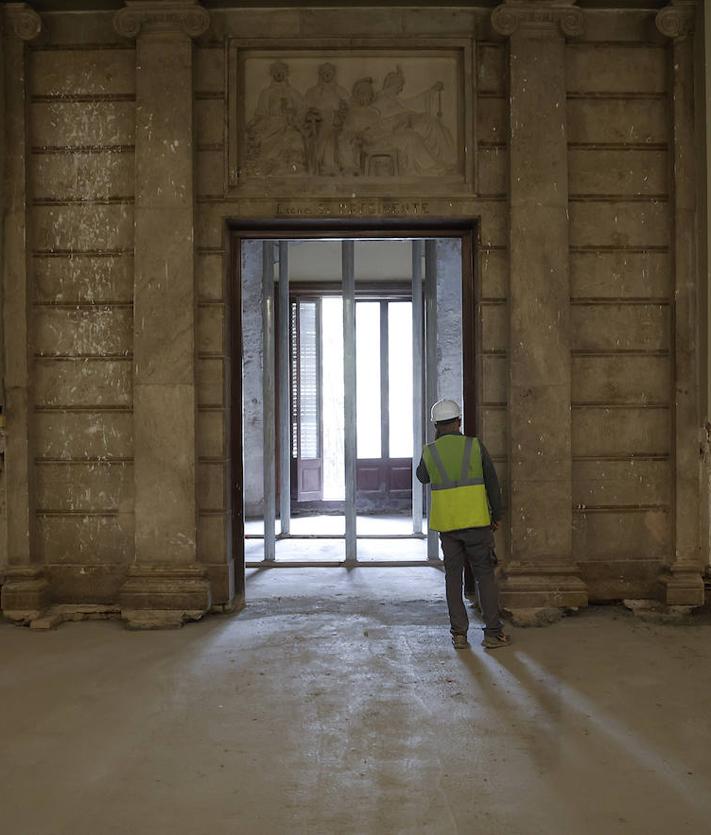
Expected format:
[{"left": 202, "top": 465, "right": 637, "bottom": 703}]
[
  {"left": 3, "top": 3, "right": 42, "bottom": 41},
  {"left": 114, "top": 0, "right": 209, "bottom": 39},
  {"left": 655, "top": 1, "right": 696, "bottom": 40},
  {"left": 491, "top": 0, "right": 583, "bottom": 39}
]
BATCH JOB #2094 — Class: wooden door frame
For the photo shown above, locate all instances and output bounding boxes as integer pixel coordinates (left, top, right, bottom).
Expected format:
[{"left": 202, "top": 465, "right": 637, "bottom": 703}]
[{"left": 228, "top": 219, "right": 480, "bottom": 593}]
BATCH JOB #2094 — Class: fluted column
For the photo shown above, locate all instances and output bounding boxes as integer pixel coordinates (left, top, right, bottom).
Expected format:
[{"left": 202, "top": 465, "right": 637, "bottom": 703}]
[
  {"left": 1, "top": 4, "right": 49, "bottom": 623},
  {"left": 656, "top": 1, "right": 704, "bottom": 606},
  {"left": 114, "top": 0, "right": 212, "bottom": 627},
  {"left": 492, "top": 0, "right": 588, "bottom": 617}
]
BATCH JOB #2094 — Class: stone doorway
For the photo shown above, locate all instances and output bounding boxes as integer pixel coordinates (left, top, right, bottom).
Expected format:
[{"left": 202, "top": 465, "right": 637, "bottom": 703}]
[{"left": 228, "top": 222, "right": 479, "bottom": 599}]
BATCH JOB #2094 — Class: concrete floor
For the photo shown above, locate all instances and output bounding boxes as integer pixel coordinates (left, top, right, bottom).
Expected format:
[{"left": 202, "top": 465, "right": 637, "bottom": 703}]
[{"left": 2, "top": 567, "right": 710, "bottom": 835}]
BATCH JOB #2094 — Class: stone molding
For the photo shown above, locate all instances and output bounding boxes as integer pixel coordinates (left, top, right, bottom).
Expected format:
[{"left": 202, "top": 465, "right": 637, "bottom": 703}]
[
  {"left": 491, "top": 1, "right": 583, "bottom": 38},
  {"left": 3, "top": 3, "right": 42, "bottom": 41},
  {"left": 655, "top": 1, "right": 695, "bottom": 40},
  {"left": 114, "top": 0, "right": 209, "bottom": 39}
]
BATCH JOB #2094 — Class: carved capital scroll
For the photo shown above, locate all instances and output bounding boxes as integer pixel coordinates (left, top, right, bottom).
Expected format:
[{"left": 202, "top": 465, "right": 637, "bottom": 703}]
[
  {"left": 492, "top": 1, "right": 583, "bottom": 39},
  {"left": 114, "top": 0, "right": 209, "bottom": 39},
  {"left": 655, "top": 1, "right": 696, "bottom": 40},
  {"left": 3, "top": 3, "right": 42, "bottom": 41}
]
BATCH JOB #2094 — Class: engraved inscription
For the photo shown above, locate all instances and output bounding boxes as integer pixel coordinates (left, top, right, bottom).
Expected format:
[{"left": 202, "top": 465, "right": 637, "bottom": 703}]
[{"left": 275, "top": 200, "right": 431, "bottom": 217}]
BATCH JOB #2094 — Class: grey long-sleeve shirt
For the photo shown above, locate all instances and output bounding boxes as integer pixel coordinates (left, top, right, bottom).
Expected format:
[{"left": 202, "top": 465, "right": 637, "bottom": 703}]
[{"left": 416, "top": 431, "right": 502, "bottom": 524}]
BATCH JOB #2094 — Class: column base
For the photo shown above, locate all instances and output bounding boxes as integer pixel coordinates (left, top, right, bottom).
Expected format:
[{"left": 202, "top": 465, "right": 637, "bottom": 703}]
[
  {"left": 1, "top": 566, "right": 51, "bottom": 624},
  {"left": 658, "top": 565, "right": 705, "bottom": 607},
  {"left": 499, "top": 561, "right": 588, "bottom": 625},
  {"left": 120, "top": 563, "right": 212, "bottom": 629}
]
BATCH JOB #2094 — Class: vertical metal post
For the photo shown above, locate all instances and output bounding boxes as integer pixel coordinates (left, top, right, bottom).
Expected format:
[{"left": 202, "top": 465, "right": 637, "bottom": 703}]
[
  {"left": 411, "top": 240, "right": 424, "bottom": 535},
  {"left": 342, "top": 240, "right": 357, "bottom": 562},
  {"left": 262, "top": 241, "right": 276, "bottom": 560},
  {"left": 278, "top": 241, "right": 291, "bottom": 536},
  {"left": 424, "top": 239, "right": 439, "bottom": 559}
]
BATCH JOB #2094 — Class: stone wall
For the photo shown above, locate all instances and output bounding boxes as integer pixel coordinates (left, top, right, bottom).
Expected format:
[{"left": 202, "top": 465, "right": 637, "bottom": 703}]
[{"left": 1, "top": 0, "right": 706, "bottom": 627}]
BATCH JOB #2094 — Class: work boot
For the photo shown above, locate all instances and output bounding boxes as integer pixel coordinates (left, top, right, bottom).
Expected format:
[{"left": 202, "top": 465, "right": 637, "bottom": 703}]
[
  {"left": 451, "top": 633, "right": 469, "bottom": 650},
  {"left": 481, "top": 631, "right": 512, "bottom": 650}
]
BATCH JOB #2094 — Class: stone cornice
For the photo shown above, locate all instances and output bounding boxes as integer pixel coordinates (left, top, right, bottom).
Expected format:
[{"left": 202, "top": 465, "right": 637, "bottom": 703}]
[
  {"left": 3, "top": 3, "right": 42, "bottom": 41},
  {"left": 655, "top": 1, "right": 695, "bottom": 40},
  {"left": 114, "top": 0, "right": 209, "bottom": 39},
  {"left": 491, "top": 1, "right": 583, "bottom": 39}
]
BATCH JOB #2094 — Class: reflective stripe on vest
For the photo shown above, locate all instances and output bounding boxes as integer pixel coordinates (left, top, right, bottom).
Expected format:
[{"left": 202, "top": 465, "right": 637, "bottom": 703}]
[{"left": 422, "top": 435, "right": 491, "bottom": 532}]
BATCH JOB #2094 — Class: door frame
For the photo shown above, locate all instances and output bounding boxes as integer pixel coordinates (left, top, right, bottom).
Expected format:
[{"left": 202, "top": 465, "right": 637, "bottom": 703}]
[{"left": 228, "top": 219, "right": 480, "bottom": 594}]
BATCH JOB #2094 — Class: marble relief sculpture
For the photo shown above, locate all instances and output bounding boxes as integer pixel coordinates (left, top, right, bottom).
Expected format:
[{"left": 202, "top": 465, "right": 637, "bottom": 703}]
[{"left": 244, "top": 61, "right": 457, "bottom": 177}]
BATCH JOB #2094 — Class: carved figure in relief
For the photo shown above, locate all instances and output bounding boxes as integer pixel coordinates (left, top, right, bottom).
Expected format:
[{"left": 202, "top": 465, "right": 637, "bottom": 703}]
[
  {"left": 245, "top": 61, "right": 307, "bottom": 176},
  {"left": 374, "top": 66, "right": 456, "bottom": 173},
  {"left": 304, "top": 63, "right": 350, "bottom": 176},
  {"left": 342, "top": 76, "right": 450, "bottom": 177}
]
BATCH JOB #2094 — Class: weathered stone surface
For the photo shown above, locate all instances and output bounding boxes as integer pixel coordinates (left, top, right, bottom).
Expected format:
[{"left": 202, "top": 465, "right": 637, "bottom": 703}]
[
  {"left": 572, "top": 407, "right": 670, "bottom": 457},
  {"left": 31, "top": 101, "right": 136, "bottom": 148},
  {"left": 31, "top": 48, "right": 136, "bottom": 96},
  {"left": 570, "top": 251, "right": 671, "bottom": 299},
  {"left": 571, "top": 354, "right": 671, "bottom": 404},
  {"left": 573, "top": 458, "right": 670, "bottom": 507},
  {"left": 567, "top": 97, "right": 668, "bottom": 145},
  {"left": 570, "top": 304, "right": 670, "bottom": 352},
  {"left": 566, "top": 44, "right": 667, "bottom": 94},
  {"left": 34, "top": 412, "right": 133, "bottom": 460},
  {"left": 34, "top": 359, "right": 132, "bottom": 407},
  {"left": 36, "top": 461, "right": 133, "bottom": 512},
  {"left": 33, "top": 152, "right": 135, "bottom": 201}
]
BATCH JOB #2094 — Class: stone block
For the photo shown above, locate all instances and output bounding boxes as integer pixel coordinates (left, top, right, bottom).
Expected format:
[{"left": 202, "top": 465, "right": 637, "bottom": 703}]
[
  {"left": 197, "top": 410, "right": 226, "bottom": 459},
  {"left": 37, "top": 10, "right": 125, "bottom": 45},
  {"left": 572, "top": 458, "right": 670, "bottom": 507},
  {"left": 196, "top": 203, "right": 229, "bottom": 249},
  {"left": 510, "top": 480, "right": 573, "bottom": 557},
  {"left": 569, "top": 201, "right": 670, "bottom": 249},
  {"left": 198, "top": 358, "right": 225, "bottom": 407},
  {"left": 211, "top": 8, "right": 300, "bottom": 38},
  {"left": 198, "top": 514, "right": 228, "bottom": 564},
  {"left": 32, "top": 151, "right": 134, "bottom": 201},
  {"left": 482, "top": 354, "right": 506, "bottom": 404},
  {"left": 477, "top": 96, "right": 506, "bottom": 144},
  {"left": 37, "top": 513, "right": 134, "bottom": 564},
  {"left": 195, "top": 47, "right": 225, "bottom": 94},
  {"left": 567, "top": 97, "right": 667, "bottom": 145},
  {"left": 479, "top": 248, "right": 508, "bottom": 299},
  {"left": 133, "top": 384, "right": 197, "bottom": 564},
  {"left": 34, "top": 255, "right": 134, "bottom": 304},
  {"left": 196, "top": 99, "right": 225, "bottom": 147},
  {"left": 580, "top": 10, "right": 660, "bottom": 45},
  {"left": 477, "top": 147, "right": 506, "bottom": 196},
  {"left": 570, "top": 251, "right": 671, "bottom": 299},
  {"left": 33, "top": 307, "right": 132, "bottom": 356},
  {"left": 580, "top": 558, "right": 661, "bottom": 601},
  {"left": 566, "top": 44, "right": 666, "bottom": 95},
  {"left": 31, "top": 101, "right": 136, "bottom": 148},
  {"left": 403, "top": 8, "right": 477, "bottom": 34},
  {"left": 571, "top": 354, "right": 671, "bottom": 404},
  {"left": 32, "top": 204, "right": 134, "bottom": 252},
  {"left": 481, "top": 407, "right": 507, "bottom": 459},
  {"left": 119, "top": 564, "right": 211, "bottom": 627},
  {"left": 570, "top": 304, "right": 670, "bottom": 352},
  {"left": 197, "top": 149, "right": 225, "bottom": 196},
  {"left": 34, "top": 359, "right": 132, "bottom": 408},
  {"left": 46, "top": 563, "right": 128, "bottom": 604},
  {"left": 198, "top": 461, "right": 226, "bottom": 511},
  {"left": 568, "top": 149, "right": 667, "bottom": 196},
  {"left": 1, "top": 568, "right": 51, "bottom": 623},
  {"left": 478, "top": 44, "right": 505, "bottom": 95},
  {"left": 34, "top": 412, "right": 133, "bottom": 460},
  {"left": 509, "top": 385, "right": 571, "bottom": 480},
  {"left": 572, "top": 407, "right": 670, "bottom": 458},
  {"left": 197, "top": 253, "right": 225, "bottom": 301},
  {"left": 480, "top": 302, "right": 507, "bottom": 353},
  {"left": 36, "top": 461, "right": 133, "bottom": 513},
  {"left": 198, "top": 304, "right": 226, "bottom": 355},
  {"left": 299, "top": 8, "right": 402, "bottom": 35},
  {"left": 31, "top": 48, "right": 136, "bottom": 97},
  {"left": 573, "top": 509, "right": 670, "bottom": 560}
]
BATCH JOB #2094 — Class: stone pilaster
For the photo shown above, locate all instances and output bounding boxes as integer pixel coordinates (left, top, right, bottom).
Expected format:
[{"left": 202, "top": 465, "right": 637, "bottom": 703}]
[
  {"left": 114, "top": 0, "right": 211, "bottom": 628},
  {"left": 656, "top": 1, "right": 704, "bottom": 606},
  {"left": 1, "top": 4, "right": 49, "bottom": 623},
  {"left": 492, "top": 0, "right": 588, "bottom": 618}
]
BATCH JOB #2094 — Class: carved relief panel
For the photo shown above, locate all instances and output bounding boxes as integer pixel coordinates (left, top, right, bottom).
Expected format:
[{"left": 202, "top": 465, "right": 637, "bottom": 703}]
[{"left": 227, "top": 39, "right": 474, "bottom": 193}]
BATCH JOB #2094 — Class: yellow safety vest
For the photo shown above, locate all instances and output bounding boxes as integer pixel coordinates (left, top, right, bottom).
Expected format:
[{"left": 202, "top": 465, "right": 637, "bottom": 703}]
[{"left": 422, "top": 435, "right": 491, "bottom": 532}]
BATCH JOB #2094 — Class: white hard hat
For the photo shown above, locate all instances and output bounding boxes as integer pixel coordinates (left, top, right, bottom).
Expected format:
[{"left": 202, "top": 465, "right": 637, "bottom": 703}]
[{"left": 430, "top": 399, "right": 461, "bottom": 423}]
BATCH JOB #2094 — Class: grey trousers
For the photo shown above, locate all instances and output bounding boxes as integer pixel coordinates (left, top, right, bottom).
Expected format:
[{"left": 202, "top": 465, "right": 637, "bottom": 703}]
[{"left": 440, "top": 527, "right": 503, "bottom": 637}]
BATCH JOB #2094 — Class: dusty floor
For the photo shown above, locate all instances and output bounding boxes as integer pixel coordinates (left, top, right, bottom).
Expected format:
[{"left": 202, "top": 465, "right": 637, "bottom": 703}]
[{"left": 1, "top": 567, "right": 710, "bottom": 835}]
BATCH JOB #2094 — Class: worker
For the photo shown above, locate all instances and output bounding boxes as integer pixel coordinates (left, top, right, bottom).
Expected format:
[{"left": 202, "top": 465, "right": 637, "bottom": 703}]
[{"left": 416, "top": 399, "right": 511, "bottom": 650}]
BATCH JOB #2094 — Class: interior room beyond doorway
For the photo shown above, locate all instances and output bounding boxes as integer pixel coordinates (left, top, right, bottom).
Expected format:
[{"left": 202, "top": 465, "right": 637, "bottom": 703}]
[{"left": 238, "top": 231, "right": 470, "bottom": 567}]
